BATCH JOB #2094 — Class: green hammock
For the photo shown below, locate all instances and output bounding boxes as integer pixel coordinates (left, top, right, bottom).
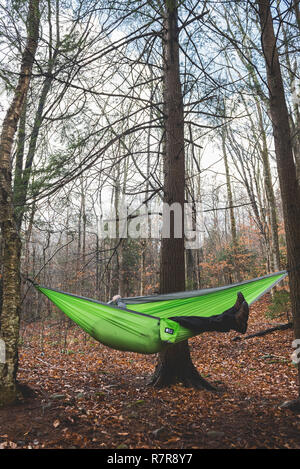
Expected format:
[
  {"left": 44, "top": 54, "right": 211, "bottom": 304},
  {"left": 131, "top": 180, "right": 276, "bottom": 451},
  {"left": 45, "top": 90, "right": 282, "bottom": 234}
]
[{"left": 35, "top": 271, "right": 287, "bottom": 355}]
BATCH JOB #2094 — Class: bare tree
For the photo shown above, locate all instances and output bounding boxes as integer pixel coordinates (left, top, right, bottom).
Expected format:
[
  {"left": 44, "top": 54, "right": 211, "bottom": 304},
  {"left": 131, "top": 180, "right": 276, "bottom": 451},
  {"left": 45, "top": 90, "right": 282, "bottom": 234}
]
[
  {"left": 150, "top": 0, "right": 216, "bottom": 389},
  {"left": 0, "top": 0, "right": 40, "bottom": 406},
  {"left": 257, "top": 0, "right": 300, "bottom": 408}
]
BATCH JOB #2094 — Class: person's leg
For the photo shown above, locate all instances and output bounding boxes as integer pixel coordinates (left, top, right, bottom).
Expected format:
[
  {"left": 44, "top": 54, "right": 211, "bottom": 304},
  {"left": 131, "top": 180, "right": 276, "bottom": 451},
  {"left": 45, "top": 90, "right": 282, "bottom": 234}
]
[{"left": 170, "top": 292, "right": 249, "bottom": 334}]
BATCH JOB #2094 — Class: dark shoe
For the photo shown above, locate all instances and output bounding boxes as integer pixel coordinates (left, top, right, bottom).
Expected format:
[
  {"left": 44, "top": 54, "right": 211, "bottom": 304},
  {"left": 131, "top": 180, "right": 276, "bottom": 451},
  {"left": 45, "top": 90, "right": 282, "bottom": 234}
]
[
  {"left": 234, "top": 301, "right": 249, "bottom": 334},
  {"left": 234, "top": 291, "right": 245, "bottom": 311}
]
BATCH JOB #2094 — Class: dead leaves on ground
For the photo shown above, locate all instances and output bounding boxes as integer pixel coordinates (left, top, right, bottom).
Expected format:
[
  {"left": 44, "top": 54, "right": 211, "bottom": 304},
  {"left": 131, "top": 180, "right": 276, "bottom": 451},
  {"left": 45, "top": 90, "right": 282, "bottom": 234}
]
[{"left": 0, "top": 297, "right": 300, "bottom": 449}]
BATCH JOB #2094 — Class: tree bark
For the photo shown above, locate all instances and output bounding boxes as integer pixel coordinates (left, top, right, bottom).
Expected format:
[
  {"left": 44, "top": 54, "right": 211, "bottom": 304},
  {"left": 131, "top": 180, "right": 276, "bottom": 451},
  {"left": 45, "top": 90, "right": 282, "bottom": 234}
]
[
  {"left": 257, "top": 0, "right": 300, "bottom": 399},
  {"left": 0, "top": 0, "right": 40, "bottom": 407},
  {"left": 159, "top": 1, "right": 185, "bottom": 295}
]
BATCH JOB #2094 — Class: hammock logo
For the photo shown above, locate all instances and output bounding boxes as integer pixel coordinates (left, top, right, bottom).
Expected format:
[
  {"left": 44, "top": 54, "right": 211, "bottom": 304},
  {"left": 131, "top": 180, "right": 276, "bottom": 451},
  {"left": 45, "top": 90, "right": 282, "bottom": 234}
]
[
  {"left": 165, "top": 327, "right": 174, "bottom": 335},
  {"left": 0, "top": 339, "right": 5, "bottom": 364},
  {"left": 291, "top": 339, "right": 300, "bottom": 365}
]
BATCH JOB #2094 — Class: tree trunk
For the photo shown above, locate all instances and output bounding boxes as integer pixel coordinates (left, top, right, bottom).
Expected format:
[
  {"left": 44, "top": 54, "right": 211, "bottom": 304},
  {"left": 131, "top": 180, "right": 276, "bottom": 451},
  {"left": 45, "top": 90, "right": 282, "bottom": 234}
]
[
  {"left": 151, "top": 0, "right": 213, "bottom": 390},
  {"left": 255, "top": 100, "right": 281, "bottom": 272},
  {"left": 258, "top": 0, "right": 300, "bottom": 400},
  {"left": 151, "top": 341, "right": 214, "bottom": 389},
  {"left": 276, "top": 4, "right": 300, "bottom": 186},
  {"left": 222, "top": 129, "right": 241, "bottom": 282},
  {"left": 0, "top": 0, "right": 40, "bottom": 407},
  {"left": 293, "top": 0, "right": 300, "bottom": 32}
]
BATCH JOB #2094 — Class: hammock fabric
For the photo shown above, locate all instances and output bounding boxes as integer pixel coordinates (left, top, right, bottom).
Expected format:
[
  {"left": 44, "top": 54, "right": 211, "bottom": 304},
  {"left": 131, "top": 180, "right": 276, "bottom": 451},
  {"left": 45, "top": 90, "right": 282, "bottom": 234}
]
[{"left": 35, "top": 271, "right": 287, "bottom": 355}]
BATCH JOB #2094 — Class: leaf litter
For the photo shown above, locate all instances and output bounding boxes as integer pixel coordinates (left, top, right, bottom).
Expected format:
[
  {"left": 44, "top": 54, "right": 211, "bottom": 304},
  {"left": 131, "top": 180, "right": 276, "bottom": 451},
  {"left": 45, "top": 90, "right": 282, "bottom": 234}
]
[{"left": 0, "top": 297, "right": 299, "bottom": 449}]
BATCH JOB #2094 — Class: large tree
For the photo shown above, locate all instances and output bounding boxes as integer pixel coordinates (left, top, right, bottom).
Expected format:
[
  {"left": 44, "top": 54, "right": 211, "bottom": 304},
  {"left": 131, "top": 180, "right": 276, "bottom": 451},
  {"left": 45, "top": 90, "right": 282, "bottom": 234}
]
[
  {"left": 151, "top": 0, "right": 207, "bottom": 388},
  {"left": 0, "top": 0, "right": 40, "bottom": 406},
  {"left": 150, "top": 0, "right": 247, "bottom": 389},
  {"left": 257, "top": 0, "right": 300, "bottom": 408}
]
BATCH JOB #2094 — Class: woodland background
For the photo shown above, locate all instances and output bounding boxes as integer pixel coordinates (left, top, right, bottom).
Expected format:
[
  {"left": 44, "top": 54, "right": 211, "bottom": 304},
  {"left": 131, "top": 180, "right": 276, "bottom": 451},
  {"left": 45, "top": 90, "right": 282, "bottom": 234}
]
[
  {"left": 0, "top": 0, "right": 300, "bottom": 449},
  {"left": 0, "top": 0, "right": 296, "bottom": 309}
]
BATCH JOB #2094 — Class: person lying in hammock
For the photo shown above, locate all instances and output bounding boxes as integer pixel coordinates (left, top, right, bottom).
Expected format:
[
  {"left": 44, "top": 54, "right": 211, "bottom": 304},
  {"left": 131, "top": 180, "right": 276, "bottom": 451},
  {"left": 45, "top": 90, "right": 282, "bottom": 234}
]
[
  {"left": 109, "top": 291, "right": 249, "bottom": 335},
  {"left": 169, "top": 291, "right": 249, "bottom": 335}
]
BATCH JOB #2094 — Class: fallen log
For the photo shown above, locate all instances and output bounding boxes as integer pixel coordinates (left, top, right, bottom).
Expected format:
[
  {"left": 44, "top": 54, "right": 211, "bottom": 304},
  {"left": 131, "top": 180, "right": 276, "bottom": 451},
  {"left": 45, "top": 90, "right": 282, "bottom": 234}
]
[{"left": 232, "top": 322, "right": 293, "bottom": 341}]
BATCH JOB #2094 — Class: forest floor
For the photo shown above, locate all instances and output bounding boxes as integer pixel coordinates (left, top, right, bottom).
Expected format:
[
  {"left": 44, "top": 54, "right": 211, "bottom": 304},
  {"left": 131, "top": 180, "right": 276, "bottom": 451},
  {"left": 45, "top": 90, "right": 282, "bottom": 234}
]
[{"left": 0, "top": 295, "right": 300, "bottom": 450}]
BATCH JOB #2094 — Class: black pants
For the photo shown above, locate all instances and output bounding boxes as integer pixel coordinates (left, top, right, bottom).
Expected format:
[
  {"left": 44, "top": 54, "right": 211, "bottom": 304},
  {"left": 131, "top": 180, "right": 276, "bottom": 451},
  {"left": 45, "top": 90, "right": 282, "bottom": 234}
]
[{"left": 169, "top": 305, "right": 237, "bottom": 333}]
